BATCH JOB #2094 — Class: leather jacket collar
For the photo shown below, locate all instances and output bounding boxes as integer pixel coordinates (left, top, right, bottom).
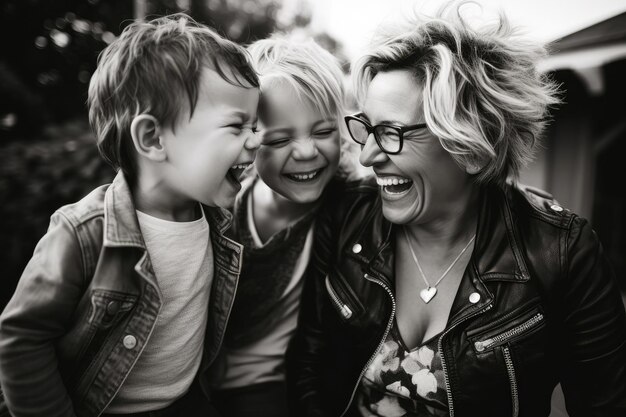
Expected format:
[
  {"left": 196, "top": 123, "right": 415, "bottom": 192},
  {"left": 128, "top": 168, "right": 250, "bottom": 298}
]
[
  {"left": 343, "top": 184, "right": 531, "bottom": 325},
  {"left": 104, "top": 172, "right": 234, "bottom": 248}
]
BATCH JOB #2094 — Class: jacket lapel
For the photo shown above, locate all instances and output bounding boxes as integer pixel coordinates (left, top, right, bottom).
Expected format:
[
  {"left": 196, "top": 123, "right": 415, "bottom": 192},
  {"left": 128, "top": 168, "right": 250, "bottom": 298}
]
[
  {"left": 448, "top": 185, "right": 531, "bottom": 324},
  {"left": 344, "top": 184, "right": 532, "bottom": 325}
]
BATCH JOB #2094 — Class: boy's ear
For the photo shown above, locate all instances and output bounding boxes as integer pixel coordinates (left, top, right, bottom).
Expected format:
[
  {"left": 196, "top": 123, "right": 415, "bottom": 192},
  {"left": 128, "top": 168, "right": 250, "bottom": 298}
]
[{"left": 130, "top": 115, "right": 165, "bottom": 162}]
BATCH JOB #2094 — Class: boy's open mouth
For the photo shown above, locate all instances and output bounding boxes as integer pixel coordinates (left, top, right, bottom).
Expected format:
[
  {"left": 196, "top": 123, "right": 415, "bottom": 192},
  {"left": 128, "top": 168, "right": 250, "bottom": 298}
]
[
  {"left": 227, "top": 163, "right": 252, "bottom": 184},
  {"left": 283, "top": 168, "right": 324, "bottom": 183},
  {"left": 377, "top": 176, "right": 413, "bottom": 195}
]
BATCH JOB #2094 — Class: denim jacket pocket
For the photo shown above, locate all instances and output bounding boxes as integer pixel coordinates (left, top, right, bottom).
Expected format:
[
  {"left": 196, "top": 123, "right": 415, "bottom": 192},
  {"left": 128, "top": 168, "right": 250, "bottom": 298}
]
[
  {"left": 75, "top": 290, "right": 137, "bottom": 362},
  {"left": 87, "top": 290, "right": 136, "bottom": 328}
]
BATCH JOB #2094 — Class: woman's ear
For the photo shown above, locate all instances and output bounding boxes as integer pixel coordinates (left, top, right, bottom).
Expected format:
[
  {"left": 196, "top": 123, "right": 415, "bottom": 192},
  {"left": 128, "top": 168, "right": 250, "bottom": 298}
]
[
  {"left": 130, "top": 115, "right": 165, "bottom": 162},
  {"left": 465, "top": 159, "right": 484, "bottom": 175}
]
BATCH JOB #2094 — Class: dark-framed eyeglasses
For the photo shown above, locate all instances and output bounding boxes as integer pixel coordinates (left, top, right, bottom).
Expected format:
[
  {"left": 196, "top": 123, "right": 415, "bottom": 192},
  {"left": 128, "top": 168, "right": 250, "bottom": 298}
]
[{"left": 344, "top": 114, "right": 427, "bottom": 155}]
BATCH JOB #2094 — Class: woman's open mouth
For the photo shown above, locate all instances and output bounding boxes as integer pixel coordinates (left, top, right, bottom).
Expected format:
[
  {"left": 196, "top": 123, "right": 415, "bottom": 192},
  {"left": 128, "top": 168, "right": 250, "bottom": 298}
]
[{"left": 377, "top": 176, "right": 413, "bottom": 195}]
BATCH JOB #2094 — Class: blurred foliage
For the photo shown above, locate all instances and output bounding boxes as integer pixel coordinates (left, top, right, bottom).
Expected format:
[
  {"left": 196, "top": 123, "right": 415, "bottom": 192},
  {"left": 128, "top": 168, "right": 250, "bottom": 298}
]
[
  {"left": 0, "top": 120, "right": 114, "bottom": 308},
  {"left": 0, "top": 0, "right": 133, "bottom": 140},
  {"left": 0, "top": 0, "right": 297, "bottom": 140}
]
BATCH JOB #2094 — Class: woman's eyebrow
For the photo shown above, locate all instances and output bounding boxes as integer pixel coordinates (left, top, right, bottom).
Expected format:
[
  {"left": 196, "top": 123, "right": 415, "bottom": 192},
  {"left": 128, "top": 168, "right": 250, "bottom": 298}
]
[
  {"left": 379, "top": 119, "right": 409, "bottom": 126},
  {"left": 356, "top": 112, "right": 370, "bottom": 122}
]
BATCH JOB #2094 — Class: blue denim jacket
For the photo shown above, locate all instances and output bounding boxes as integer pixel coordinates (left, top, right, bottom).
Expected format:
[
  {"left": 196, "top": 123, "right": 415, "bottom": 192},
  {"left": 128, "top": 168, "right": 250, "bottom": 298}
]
[{"left": 0, "top": 172, "right": 242, "bottom": 417}]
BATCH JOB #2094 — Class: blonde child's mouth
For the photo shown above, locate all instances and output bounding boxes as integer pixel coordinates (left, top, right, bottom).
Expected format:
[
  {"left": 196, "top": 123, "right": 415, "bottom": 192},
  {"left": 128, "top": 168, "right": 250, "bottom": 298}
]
[{"left": 283, "top": 168, "right": 323, "bottom": 183}]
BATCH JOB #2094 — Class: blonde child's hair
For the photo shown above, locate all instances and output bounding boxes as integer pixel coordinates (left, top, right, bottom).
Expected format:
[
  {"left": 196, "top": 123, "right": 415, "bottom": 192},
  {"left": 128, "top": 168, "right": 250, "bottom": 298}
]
[
  {"left": 88, "top": 13, "right": 259, "bottom": 179},
  {"left": 248, "top": 34, "right": 357, "bottom": 179}
]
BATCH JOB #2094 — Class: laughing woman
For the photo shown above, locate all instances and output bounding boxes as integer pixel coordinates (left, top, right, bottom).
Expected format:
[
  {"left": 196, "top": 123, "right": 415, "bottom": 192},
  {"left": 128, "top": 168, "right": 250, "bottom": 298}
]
[{"left": 288, "top": 4, "right": 626, "bottom": 417}]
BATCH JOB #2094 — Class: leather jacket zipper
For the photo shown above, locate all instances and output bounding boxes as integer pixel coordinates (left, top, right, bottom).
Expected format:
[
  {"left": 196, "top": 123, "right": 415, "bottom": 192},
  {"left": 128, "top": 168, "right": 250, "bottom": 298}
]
[
  {"left": 438, "top": 302, "right": 493, "bottom": 417},
  {"left": 471, "top": 312, "right": 543, "bottom": 417},
  {"left": 474, "top": 313, "right": 544, "bottom": 352},
  {"left": 324, "top": 276, "right": 353, "bottom": 320},
  {"left": 502, "top": 346, "right": 519, "bottom": 417},
  {"left": 339, "top": 272, "right": 396, "bottom": 417}
]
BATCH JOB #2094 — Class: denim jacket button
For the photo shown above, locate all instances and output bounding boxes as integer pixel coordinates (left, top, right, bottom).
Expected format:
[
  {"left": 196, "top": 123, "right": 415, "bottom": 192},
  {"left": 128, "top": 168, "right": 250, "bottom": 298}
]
[
  {"left": 106, "top": 301, "right": 120, "bottom": 315},
  {"left": 123, "top": 335, "right": 137, "bottom": 349}
]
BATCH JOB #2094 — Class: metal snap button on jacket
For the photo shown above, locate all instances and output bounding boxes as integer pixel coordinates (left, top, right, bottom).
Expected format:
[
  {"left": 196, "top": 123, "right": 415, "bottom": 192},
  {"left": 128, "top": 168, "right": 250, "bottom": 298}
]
[
  {"left": 469, "top": 292, "right": 481, "bottom": 304},
  {"left": 352, "top": 243, "right": 362, "bottom": 254},
  {"left": 106, "top": 301, "right": 120, "bottom": 315},
  {"left": 550, "top": 204, "right": 563, "bottom": 212},
  {"left": 123, "top": 335, "right": 137, "bottom": 349}
]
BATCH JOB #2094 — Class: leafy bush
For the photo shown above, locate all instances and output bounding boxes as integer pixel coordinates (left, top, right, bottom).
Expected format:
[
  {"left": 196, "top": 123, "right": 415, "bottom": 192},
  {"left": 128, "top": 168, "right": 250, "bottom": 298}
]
[{"left": 0, "top": 119, "right": 115, "bottom": 309}]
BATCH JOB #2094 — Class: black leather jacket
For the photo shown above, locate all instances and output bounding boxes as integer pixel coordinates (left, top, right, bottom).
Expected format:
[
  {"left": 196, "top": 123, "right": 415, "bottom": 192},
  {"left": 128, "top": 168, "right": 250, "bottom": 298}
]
[{"left": 287, "top": 177, "right": 626, "bottom": 417}]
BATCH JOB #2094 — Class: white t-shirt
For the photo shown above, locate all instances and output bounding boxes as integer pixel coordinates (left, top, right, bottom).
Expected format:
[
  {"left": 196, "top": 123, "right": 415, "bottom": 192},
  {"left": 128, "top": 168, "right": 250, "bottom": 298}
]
[
  {"left": 214, "top": 195, "right": 313, "bottom": 389},
  {"left": 106, "top": 207, "right": 213, "bottom": 413}
]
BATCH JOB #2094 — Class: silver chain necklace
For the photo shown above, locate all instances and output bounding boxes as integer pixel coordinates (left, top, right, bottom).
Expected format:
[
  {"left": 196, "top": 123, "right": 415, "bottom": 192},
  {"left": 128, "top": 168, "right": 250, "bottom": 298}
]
[{"left": 402, "top": 227, "right": 476, "bottom": 304}]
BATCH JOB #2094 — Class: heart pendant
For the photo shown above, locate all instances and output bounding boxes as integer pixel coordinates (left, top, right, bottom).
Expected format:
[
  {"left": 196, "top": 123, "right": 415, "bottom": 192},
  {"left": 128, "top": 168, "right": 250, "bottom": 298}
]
[{"left": 420, "top": 287, "right": 437, "bottom": 304}]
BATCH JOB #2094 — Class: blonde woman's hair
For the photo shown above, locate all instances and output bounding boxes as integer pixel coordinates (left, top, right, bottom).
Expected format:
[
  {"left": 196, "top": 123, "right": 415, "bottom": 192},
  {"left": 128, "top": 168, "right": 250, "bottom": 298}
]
[
  {"left": 248, "top": 35, "right": 357, "bottom": 179},
  {"left": 88, "top": 13, "right": 259, "bottom": 180},
  {"left": 353, "top": 1, "right": 560, "bottom": 185}
]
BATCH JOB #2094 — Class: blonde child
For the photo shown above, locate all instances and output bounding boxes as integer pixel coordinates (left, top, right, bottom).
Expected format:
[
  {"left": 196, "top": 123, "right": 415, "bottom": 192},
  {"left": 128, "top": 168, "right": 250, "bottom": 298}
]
[{"left": 208, "top": 35, "right": 355, "bottom": 417}]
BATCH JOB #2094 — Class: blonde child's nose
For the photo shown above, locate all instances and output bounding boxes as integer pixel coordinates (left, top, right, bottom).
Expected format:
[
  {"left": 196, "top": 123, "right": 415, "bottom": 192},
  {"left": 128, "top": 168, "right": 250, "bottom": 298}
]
[{"left": 292, "top": 137, "right": 319, "bottom": 160}]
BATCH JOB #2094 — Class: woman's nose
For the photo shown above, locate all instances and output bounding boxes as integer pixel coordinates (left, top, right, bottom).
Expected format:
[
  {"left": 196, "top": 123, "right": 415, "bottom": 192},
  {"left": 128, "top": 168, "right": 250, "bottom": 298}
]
[
  {"left": 359, "top": 133, "right": 387, "bottom": 167},
  {"left": 291, "top": 137, "right": 319, "bottom": 160}
]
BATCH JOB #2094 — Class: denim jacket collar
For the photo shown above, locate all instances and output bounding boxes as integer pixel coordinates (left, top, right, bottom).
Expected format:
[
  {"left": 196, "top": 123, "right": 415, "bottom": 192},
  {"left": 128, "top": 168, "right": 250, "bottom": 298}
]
[
  {"left": 103, "top": 172, "right": 145, "bottom": 249},
  {"left": 102, "top": 172, "right": 235, "bottom": 295},
  {"left": 203, "top": 204, "right": 234, "bottom": 237},
  {"left": 103, "top": 172, "right": 234, "bottom": 246}
]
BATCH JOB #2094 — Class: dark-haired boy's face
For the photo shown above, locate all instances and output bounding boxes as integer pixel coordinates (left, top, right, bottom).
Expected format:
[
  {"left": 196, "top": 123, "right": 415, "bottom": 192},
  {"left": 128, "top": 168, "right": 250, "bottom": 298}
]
[{"left": 160, "top": 67, "right": 260, "bottom": 208}]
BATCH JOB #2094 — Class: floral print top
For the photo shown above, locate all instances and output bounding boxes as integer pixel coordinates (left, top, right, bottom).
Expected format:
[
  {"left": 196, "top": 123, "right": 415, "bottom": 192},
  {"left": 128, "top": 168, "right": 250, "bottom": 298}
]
[{"left": 356, "top": 318, "right": 448, "bottom": 417}]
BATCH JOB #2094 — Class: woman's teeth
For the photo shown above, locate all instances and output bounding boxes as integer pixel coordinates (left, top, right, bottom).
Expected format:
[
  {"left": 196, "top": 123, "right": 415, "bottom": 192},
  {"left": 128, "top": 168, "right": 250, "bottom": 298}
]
[
  {"left": 377, "top": 176, "right": 413, "bottom": 195},
  {"left": 376, "top": 177, "right": 412, "bottom": 186},
  {"left": 231, "top": 163, "right": 250, "bottom": 170}
]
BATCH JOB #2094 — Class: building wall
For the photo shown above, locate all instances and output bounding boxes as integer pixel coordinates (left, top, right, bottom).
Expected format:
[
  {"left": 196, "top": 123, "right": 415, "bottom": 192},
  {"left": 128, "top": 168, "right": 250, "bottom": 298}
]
[{"left": 521, "top": 61, "right": 626, "bottom": 289}]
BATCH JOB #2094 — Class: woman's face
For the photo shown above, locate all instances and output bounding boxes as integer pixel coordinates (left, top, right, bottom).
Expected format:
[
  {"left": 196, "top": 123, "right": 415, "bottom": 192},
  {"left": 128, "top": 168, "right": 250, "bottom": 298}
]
[
  {"left": 359, "top": 69, "right": 473, "bottom": 226},
  {"left": 254, "top": 83, "right": 341, "bottom": 204}
]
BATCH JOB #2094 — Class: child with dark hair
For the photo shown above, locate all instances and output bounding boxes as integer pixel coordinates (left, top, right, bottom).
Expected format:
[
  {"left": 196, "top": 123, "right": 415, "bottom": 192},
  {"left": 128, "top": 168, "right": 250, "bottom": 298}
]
[{"left": 0, "top": 14, "right": 260, "bottom": 417}]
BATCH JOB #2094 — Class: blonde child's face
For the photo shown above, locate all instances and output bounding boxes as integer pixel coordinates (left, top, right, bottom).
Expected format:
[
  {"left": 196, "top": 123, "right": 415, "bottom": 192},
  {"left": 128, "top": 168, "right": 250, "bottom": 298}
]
[
  {"left": 160, "top": 67, "right": 260, "bottom": 208},
  {"left": 255, "top": 84, "right": 340, "bottom": 204}
]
